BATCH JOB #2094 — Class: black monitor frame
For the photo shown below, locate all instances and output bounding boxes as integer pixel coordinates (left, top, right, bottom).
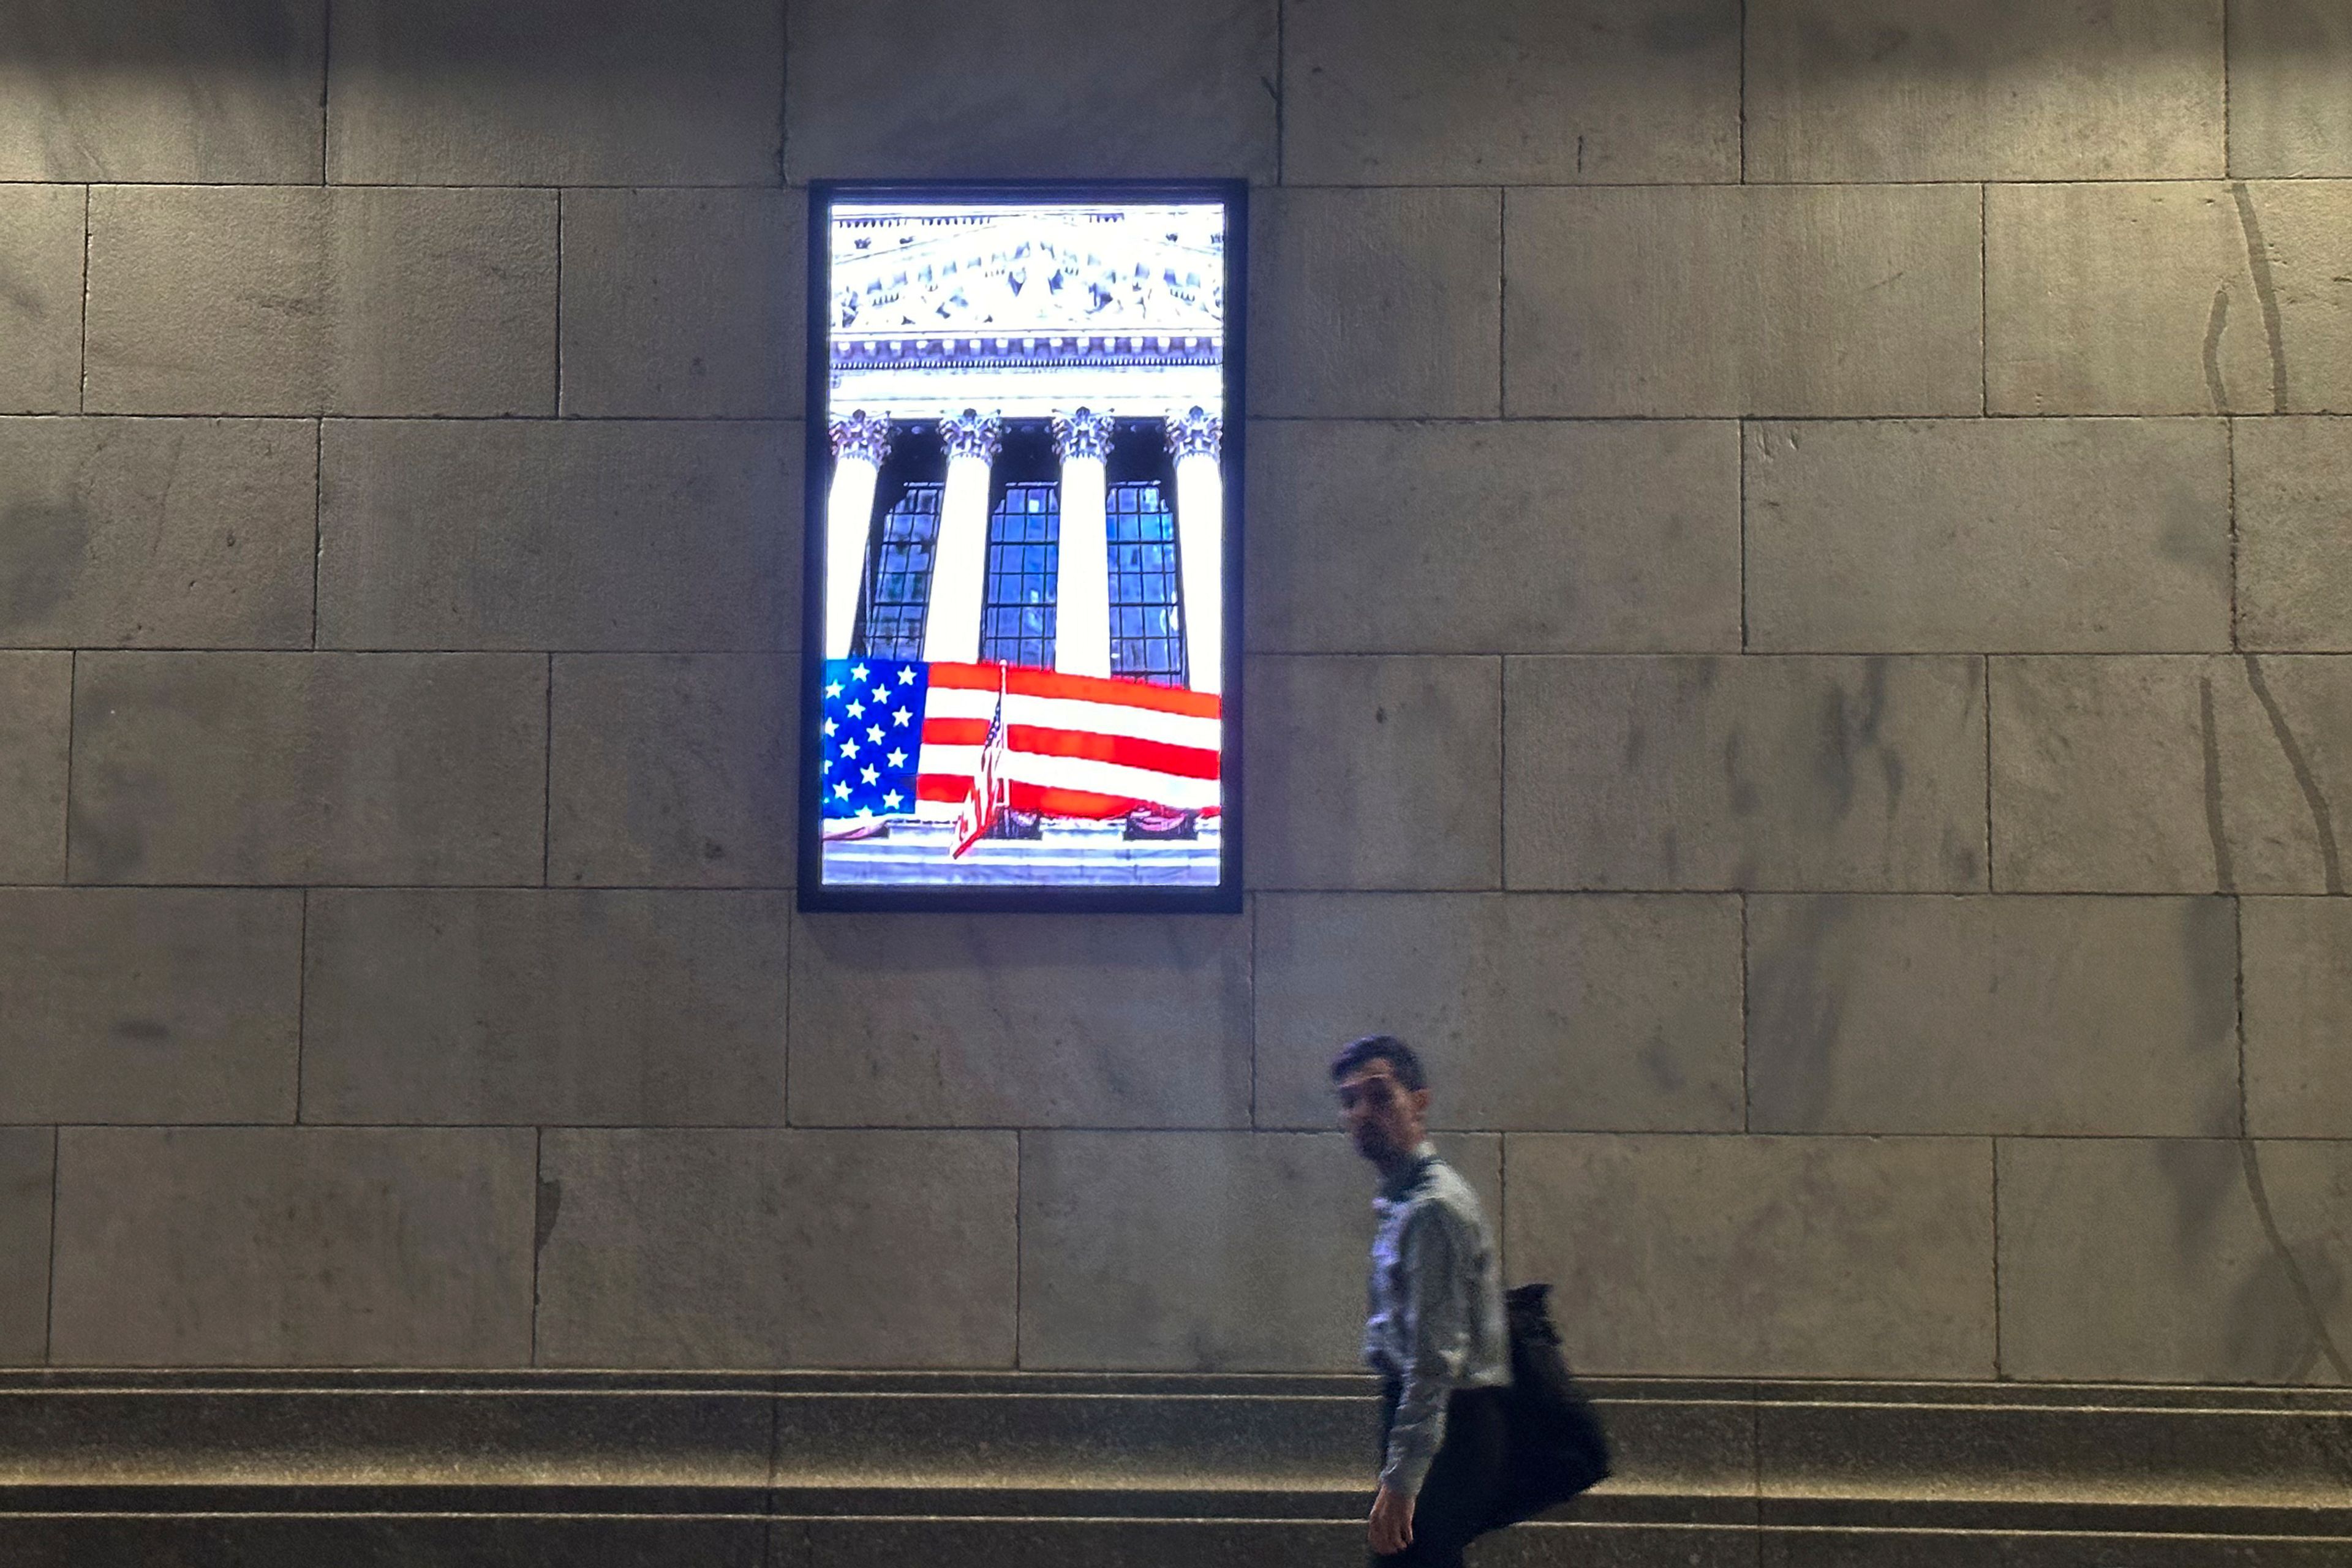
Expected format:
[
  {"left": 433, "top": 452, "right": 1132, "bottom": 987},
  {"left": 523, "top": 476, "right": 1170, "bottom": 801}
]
[{"left": 797, "top": 179, "right": 1248, "bottom": 914}]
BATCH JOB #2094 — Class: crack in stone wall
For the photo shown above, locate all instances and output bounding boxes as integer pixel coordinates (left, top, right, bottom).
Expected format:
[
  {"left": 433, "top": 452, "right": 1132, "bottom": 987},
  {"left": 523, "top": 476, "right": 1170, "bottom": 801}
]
[
  {"left": 2201, "top": 284, "right": 2230, "bottom": 412},
  {"left": 2242, "top": 653, "right": 2343, "bottom": 894},
  {"left": 2199, "top": 673, "right": 2236, "bottom": 892},
  {"left": 2228, "top": 182, "right": 2288, "bottom": 414},
  {"left": 2237, "top": 1139, "right": 2352, "bottom": 1384}
]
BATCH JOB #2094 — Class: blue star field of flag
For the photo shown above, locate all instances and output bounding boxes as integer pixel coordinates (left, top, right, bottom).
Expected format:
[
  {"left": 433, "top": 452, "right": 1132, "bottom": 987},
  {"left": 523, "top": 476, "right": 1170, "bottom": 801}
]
[{"left": 820, "top": 658, "right": 928, "bottom": 820}]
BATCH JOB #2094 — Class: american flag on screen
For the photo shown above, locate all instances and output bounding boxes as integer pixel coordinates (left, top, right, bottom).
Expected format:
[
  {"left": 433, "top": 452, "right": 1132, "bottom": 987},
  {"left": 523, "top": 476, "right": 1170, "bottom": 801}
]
[
  {"left": 951, "top": 671, "right": 1010, "bottom": 857},
  {"left": 818, "top": 657, "right": 1221, "bottom": 839}
]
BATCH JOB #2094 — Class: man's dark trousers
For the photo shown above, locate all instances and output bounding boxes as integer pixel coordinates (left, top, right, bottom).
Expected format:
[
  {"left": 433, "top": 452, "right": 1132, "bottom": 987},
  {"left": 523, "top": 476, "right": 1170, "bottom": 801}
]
[{"left": 1370, "top": 1381, "right": 1509, "bottom": 1567}]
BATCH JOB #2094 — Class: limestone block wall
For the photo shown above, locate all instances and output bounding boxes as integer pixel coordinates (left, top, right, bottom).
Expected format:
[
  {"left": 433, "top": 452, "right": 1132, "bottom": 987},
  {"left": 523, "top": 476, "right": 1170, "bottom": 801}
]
[{"left": 2, "top": 0, "right": 2350, "bottom": 1385}]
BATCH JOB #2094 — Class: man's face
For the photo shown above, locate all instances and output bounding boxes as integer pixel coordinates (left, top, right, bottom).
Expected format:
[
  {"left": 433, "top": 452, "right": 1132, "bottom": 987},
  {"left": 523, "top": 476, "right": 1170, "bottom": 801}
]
[{"left": 1335, "top": 1057, "right": 1428, "bottom": 1166}]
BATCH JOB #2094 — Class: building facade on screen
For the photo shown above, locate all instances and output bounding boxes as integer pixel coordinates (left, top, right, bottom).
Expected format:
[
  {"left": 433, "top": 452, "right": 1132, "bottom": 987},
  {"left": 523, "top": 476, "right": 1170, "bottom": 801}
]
[{"left": 818, "top": 199, "right": 1229, "bottom": 888}]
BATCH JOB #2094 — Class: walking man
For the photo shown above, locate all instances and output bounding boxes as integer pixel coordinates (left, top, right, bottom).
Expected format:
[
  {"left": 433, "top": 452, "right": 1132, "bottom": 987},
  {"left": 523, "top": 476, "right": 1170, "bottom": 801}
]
[{"left": 1334, "top": 1035, "right": 1512, "bottom": 1566}]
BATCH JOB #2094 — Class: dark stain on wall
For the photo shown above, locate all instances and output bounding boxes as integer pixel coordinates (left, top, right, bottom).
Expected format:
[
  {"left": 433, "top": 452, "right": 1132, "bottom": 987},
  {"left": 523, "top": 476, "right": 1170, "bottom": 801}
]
[
  {"left": 534, "top": 1177, "right": 564, "bottom": 1260},
  {"left": 1744, "top": 896, "right": 1852, "bottom": 1129},
  {"left": 0, "top": 502, "right": 89, "bottom": 631}
]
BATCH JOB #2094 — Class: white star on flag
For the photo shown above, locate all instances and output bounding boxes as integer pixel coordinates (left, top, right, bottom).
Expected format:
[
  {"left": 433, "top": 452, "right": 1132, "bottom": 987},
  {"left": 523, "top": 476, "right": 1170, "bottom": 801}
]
[
  {"left": 832, "top": 781, "right": 850, "bottom": 799},
  {"left": 818, "top": 655, "right": 941, "bottom": 830},
  {"left": 892, "top": 706, "right": 912, "bottom": 727}
]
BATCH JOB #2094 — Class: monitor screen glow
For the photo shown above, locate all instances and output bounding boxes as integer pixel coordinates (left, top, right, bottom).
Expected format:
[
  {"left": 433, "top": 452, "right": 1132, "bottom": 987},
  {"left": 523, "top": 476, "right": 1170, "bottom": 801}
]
[{"left": 799, "top": 183, "right": 1245, "bottom": 911}]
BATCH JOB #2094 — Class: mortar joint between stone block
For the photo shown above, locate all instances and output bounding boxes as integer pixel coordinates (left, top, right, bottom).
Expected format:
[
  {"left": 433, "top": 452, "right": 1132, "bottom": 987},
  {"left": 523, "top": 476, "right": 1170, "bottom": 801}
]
[
  {"left": 1494, "top": 187, "right": 1506, "bottom": 418},
  {"left": 77, "top": 186, "right": 91, "bottom": 415},
  {"left": 1978, "top": 183, "right": 1989, "bottom": 418},
  {"left": 317, "top": 0, "right": 331, "bottom": 184},
  {"left": 2221, "top": 1, "right": 2234, "bottom": 181},
  {"left": 1735, "top": 0, "right": 1748, "bottom": 186},
  {"left": 311, "top": 420, "right": 324, "bottom": 649},
  {"left": 552, "top": 190, "right": 564, "bottom": 417},
  {"left": 1989, "top": 1136, "right": 2002, "bottom": 1380},
  {"left": 1272, "top": 0, "right": 1286, "bottom": 188},
  {"left": 774, "top": 0, "right": 790, "bottom": 188}
]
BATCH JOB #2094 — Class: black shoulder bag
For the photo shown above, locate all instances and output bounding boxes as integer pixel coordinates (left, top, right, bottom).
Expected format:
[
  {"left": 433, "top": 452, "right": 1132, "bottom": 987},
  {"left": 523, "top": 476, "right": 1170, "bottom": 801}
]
[{"left": 1484, "top": 1281, "right": 1613, "bottom": 1529}]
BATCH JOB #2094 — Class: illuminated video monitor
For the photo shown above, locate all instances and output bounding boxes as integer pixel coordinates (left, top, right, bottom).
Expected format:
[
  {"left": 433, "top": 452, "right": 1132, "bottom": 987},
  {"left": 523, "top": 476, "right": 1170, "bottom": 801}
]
[{"left": 799, "top": 183, "right": 1245, "bottom": 912}]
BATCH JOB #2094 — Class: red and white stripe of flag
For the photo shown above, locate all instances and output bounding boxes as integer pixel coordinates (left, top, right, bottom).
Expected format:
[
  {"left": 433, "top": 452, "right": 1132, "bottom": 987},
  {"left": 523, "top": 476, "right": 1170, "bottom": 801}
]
[{"left": 917, "top": 662, "right": 1222, "bottom": 822}]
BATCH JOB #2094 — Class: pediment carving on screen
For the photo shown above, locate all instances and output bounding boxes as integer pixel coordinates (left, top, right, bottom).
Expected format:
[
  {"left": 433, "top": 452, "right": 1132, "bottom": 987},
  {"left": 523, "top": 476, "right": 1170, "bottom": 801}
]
[{"left": 834, "top": 209, "right": 1224, "bottom": 339}]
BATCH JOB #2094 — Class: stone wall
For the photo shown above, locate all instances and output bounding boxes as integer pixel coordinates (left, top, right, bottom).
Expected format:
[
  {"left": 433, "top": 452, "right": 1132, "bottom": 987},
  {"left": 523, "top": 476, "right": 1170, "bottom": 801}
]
[{"left": 2, "top": 0, "right": 2349, "bottom": 1385}]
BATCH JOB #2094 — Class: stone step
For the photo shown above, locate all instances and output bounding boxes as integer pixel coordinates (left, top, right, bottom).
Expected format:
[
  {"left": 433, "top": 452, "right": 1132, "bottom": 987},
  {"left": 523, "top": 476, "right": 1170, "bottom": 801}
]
[
  {"left": 3, "top": 1372, "right": 2348, "bottom": 1564},
  {"left": 4, "top": 1517, "right": 2351, "bottom": 1567}
]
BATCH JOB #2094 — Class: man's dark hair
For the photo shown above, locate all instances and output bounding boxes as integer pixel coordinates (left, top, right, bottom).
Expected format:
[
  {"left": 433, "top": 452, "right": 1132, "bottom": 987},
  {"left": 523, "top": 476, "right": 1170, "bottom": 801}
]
[{"left": 1330, "top": 1034, "right": 1428, "bottom": 1092}]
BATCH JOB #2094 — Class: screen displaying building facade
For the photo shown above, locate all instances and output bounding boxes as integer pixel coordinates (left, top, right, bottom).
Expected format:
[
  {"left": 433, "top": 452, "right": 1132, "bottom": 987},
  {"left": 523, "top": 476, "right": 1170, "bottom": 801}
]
[{"left": 801, "top": 184, "right": 1243, "bottom": 908}]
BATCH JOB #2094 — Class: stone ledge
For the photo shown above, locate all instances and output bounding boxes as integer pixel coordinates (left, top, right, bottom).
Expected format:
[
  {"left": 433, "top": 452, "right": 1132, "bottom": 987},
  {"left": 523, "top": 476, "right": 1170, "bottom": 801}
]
[
  {"left": 2, "top": 1518, "right": 2347, "bottom": 1568},
  {"left": 2, "top": 1373, "right": 2346, "bottom": 1550}
]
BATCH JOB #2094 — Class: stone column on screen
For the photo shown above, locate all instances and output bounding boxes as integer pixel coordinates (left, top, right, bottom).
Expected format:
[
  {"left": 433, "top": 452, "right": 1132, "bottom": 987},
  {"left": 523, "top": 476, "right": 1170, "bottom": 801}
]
[
  {"left": 924, "top": 410, "right": 1002, "bottom": 665},
  {"left": 1166, "top": 407, "right": 1224, "bottom": 695},
  {"left": 1050, "top": 408, "right": 1115, "bottom": 678},
  {"left": 824, "top": 412, "right": 893, "bottom": 660}
]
